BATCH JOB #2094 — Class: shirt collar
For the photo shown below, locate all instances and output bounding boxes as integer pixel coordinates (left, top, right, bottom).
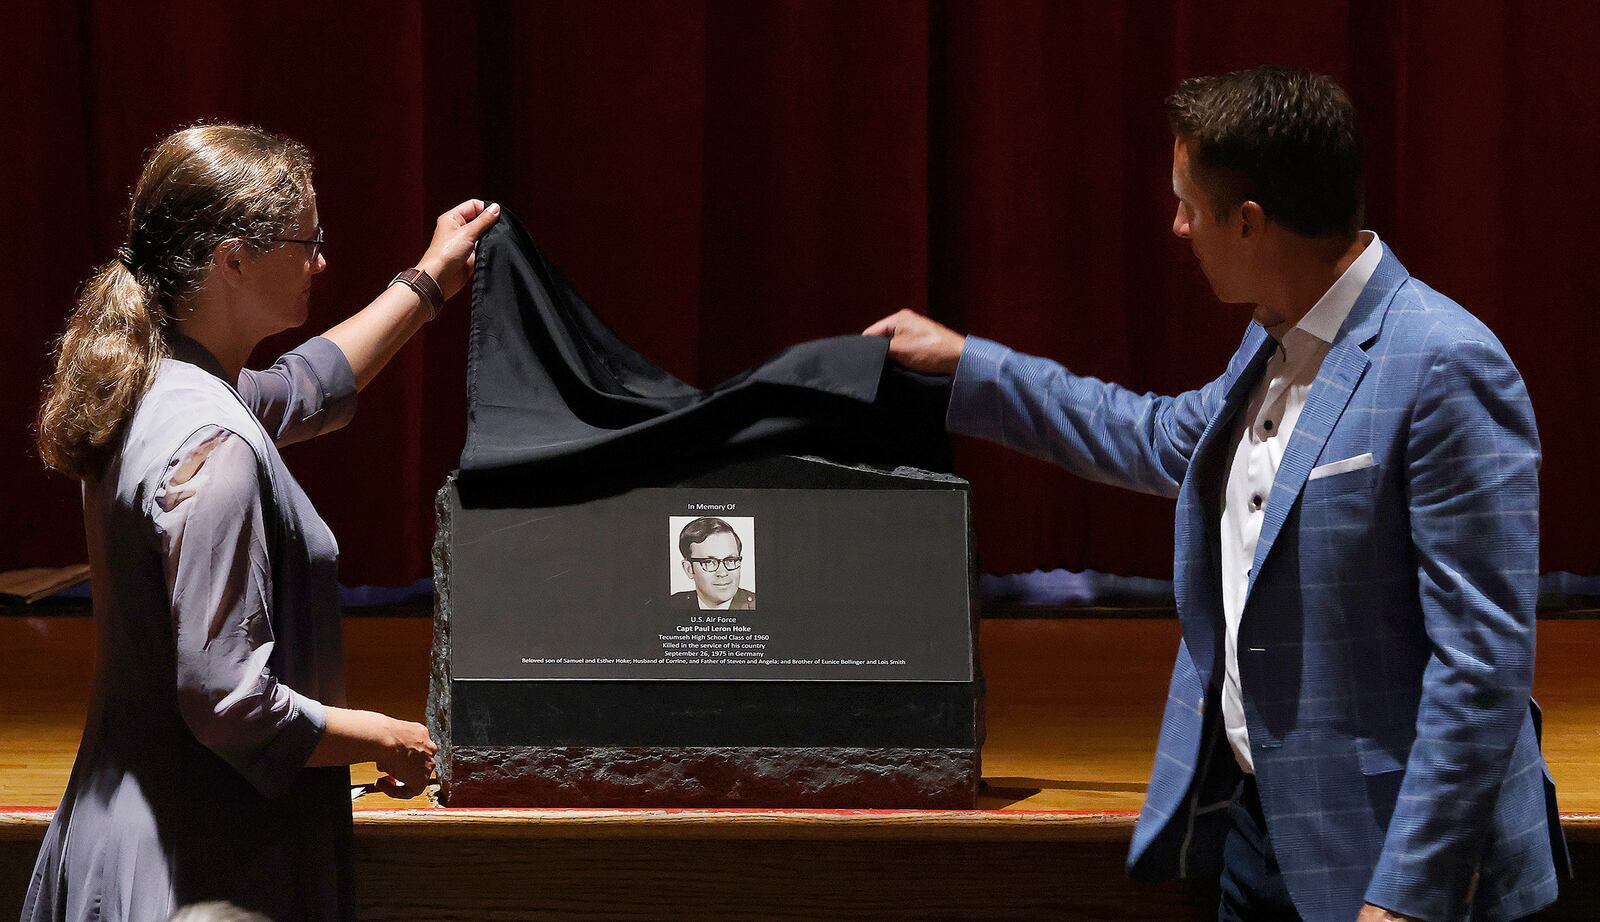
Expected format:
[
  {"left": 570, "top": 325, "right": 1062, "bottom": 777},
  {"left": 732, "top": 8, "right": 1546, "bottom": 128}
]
[{"left": 1275, "top": 230, "right": 1382, "bottom": 346}]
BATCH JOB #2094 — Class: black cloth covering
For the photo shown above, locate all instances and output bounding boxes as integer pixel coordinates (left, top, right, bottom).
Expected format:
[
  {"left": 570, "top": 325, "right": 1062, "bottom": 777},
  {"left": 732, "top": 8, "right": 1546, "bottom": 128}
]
[{"left": 457, "top": 211, "right": 950, "bottom": 499}]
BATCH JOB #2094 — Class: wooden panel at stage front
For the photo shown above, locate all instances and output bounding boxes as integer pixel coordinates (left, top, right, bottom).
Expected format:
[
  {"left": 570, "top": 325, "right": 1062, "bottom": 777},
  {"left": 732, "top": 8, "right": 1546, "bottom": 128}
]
[{"left": 2, "top": 615, "right": 1595, "bottom": 919}]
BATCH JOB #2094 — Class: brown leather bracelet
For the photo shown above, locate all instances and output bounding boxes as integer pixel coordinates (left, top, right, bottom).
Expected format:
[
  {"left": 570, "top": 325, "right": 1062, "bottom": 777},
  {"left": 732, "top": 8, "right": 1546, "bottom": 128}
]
[{"left": 390, "top": 267, "right": 445, "bottom": 320}]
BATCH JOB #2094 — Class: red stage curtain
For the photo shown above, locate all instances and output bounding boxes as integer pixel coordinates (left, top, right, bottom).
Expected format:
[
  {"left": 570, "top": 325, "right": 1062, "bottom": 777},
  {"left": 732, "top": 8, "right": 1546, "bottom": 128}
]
[{"left": 5, "top": 1, "right": 1597, "bottom": 585}]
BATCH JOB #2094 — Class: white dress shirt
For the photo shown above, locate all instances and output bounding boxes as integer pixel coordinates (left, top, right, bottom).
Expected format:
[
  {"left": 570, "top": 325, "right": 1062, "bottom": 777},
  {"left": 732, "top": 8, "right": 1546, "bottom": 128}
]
[{"left": 1220, "top": 231, "right": 1382, "bottom": 773}]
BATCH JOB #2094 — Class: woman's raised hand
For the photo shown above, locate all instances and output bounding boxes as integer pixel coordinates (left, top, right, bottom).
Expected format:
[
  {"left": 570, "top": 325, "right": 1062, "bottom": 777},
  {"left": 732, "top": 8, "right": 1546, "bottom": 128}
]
[{"left": 417, "top": 199, "right": 502, "bottom": 301}]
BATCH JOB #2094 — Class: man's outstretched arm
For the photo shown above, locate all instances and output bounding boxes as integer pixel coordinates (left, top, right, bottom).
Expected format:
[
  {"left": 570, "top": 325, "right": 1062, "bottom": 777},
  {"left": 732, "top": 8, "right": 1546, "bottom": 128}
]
[{"left": 865, "top": 309, "right": 1240, "bottom": 499}]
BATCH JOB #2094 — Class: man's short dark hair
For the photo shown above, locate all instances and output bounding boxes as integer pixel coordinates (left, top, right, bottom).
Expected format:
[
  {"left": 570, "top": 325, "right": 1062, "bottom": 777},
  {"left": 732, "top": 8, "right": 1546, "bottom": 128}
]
[
  {"left": 678, "top": 516, "right": 742, "bottom": 558},
  {"left": 1166, "top": 65, "right": 1363, "bottom": 237}
]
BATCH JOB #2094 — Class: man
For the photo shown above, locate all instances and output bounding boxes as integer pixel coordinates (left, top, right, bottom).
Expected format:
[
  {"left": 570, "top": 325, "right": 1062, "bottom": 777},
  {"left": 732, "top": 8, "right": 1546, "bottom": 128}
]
[
  {"left": 671, "top": 516, "right": 756, "bottom": 610},
  {"left": 866, "top": 67, "right": 1565, "bottom": 921}
]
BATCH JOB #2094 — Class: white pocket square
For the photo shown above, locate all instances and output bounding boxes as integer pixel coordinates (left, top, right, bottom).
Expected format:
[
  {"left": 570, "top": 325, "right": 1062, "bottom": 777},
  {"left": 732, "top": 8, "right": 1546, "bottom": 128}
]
[{"left": 1309, "top": 452, "right": 1374, "bottom": 481}]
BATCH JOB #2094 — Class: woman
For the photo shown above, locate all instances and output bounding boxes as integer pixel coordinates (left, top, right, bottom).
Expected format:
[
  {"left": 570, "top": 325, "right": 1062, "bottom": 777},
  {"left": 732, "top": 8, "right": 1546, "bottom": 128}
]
[{"left": 25, "top": 123, "right": 499, "bottom": 920}]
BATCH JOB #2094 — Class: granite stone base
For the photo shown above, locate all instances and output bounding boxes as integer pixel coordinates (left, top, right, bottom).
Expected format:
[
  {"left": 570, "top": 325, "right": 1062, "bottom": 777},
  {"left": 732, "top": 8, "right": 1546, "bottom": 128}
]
[{"left": 440, "top": 746, "right": 980, "bottom": 808}]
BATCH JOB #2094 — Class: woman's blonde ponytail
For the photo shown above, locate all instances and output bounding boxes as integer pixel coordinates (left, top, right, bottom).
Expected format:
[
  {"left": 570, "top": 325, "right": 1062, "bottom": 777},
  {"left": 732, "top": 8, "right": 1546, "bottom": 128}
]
[{"left": 36, "top": 259, "right": 168, "bottom": 479}]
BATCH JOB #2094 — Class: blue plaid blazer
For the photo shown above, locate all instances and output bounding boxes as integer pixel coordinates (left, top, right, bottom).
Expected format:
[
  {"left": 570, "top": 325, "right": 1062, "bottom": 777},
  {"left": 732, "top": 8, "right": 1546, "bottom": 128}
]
[{"left": 948, "top": 245, "right": 1567, "bottom": 921}]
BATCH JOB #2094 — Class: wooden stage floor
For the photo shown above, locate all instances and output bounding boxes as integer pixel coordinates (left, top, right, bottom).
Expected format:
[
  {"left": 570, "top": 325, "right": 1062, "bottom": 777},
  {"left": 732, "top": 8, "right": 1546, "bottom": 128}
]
[{"left": 3, "top": 615, "right": 1596, "bottom": 919}]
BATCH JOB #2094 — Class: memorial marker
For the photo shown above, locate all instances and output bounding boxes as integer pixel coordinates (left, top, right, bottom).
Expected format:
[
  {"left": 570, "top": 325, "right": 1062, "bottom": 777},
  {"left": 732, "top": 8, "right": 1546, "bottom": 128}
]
[{"left": 429, "top": 455, "right": 982, "bottom": 807}]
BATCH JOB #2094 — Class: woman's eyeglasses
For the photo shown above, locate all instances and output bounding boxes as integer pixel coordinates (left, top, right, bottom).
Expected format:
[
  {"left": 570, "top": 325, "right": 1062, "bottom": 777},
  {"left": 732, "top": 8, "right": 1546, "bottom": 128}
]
[{"left": 272, "top": 225, "right": 325, "bottom": 262}]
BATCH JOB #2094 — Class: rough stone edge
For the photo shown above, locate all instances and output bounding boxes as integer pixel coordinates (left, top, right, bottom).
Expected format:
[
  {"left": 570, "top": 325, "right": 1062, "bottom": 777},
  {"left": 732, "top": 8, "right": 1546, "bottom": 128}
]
[
  {"left": 426, "top": 474, "right": 457, "bottom": 795},
  {"left": 965, "top": 475, "right": 987, "bottom": 766},
  {"left": 442, "top": 746, "right": 981, "bottom": 809},
  {"left": 790, "top": 454, "right": 968, "bottom": 485}
]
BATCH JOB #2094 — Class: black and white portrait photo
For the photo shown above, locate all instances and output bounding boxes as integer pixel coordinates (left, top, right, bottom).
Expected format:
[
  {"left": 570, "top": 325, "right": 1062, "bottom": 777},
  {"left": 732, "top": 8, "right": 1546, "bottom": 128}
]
[{"left": 668, "top": 515, "right": 757, "bottom": 610}]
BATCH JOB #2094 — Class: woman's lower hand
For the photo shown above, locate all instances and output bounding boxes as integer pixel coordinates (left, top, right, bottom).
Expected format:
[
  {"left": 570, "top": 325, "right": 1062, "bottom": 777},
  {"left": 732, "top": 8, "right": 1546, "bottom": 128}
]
[
  {"left": 417, "top": 199, "right": 502, "bottom": 301},
  {"left": 374, "top": 717, "right": 437, "bottom": 795}
]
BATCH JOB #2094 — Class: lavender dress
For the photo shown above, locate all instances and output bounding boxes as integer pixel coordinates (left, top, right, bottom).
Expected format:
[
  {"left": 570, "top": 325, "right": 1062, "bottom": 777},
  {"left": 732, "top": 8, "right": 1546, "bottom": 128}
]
[{"left": 24, "top": 336, "right": 359, "bottom": 921}]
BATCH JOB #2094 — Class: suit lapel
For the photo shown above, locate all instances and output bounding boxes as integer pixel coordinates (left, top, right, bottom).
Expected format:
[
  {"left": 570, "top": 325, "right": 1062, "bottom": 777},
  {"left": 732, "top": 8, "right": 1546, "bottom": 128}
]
[
  {"left": 1206, "top": 328, "right": 1278, "bottom": 458},
  {"left": 1242, "top": 243, "right": 1410, "bottom": 594},
  {"left": 1245, "top": 341, "right": 1369, "bottom": 589}
]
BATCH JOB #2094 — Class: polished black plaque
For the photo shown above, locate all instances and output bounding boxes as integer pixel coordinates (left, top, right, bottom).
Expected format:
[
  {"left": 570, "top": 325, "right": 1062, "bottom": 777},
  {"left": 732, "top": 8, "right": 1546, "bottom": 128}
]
[{"left": 448, "top": 480, "right": 971, "bottom": 682}]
